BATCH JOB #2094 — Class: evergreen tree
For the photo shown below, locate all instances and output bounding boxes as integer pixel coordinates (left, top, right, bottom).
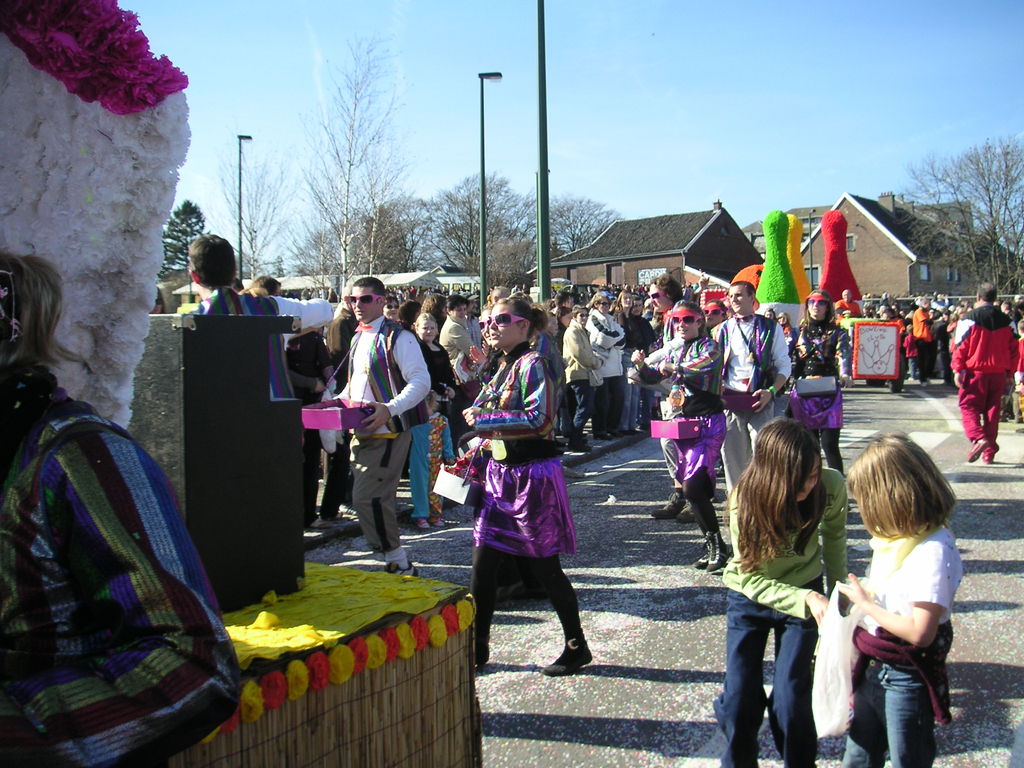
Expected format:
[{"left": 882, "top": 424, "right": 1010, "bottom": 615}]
[{"left": 161, "top": 200, "right": 207, "bottom": 275}]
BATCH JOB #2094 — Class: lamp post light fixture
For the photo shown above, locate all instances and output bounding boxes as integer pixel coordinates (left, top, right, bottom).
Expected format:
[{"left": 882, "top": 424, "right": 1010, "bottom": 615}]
[
  {"left": 478, "top": 72, "right": 502, "bottom": 298},
  {"left": 237, "top": 134, "right": 252, "bottom": 281}
]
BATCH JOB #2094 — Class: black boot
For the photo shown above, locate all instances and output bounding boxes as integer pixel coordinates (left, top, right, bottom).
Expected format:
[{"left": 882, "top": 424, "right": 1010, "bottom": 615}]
[
  {"left": 692, "top": 533, "right": 712, "bottom": 569},
  {"left": 706, "top": 533, "right": 729, "bottom": 572},
  {"left": 475, "top": 635, "right": 490, "bottom": 670},
  {"left": 651, "top": 489, "right": 685, "bottom": 519},
  {"left": 541, "top": 637, "right": 592, "bottom": 677}
]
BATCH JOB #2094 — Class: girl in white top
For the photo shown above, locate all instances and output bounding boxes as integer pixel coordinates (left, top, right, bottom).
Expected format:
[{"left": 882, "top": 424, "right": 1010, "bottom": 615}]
[{"left": 839, "top": 434, "right": 963, "bottom": 768}]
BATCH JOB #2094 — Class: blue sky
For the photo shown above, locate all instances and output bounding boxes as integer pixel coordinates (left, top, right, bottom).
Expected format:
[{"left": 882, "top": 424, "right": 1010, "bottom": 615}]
[{"left": 130, "top": 0, "right": 1023, "bottom": 238}]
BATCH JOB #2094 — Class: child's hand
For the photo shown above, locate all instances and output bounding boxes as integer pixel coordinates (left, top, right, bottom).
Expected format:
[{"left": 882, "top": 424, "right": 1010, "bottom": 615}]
[
  {"left": 805, "top": 591, "right": 829, "bottom": 625},
  {"left": 836, "top": 574, "right": 871, "bottom": 607}
]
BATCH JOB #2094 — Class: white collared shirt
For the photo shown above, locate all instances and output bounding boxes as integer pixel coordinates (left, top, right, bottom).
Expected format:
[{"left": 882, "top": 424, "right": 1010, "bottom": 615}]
[
  {"left": 722, "top": 316, "right": 792, "bottom": 391},
  {"left": 340, "top": 316, "right": 430, "bottom": 433}
]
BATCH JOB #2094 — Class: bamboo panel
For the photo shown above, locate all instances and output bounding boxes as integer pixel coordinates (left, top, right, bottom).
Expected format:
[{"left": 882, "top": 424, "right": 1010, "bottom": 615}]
[{"left": 169, "top": 619, "right": 481, "bottom": 768}]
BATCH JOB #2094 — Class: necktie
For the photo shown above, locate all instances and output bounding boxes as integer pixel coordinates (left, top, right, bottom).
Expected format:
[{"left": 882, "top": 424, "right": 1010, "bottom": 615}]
[{"left": 357, "top": 322, "right": 375, "bottom": 332}]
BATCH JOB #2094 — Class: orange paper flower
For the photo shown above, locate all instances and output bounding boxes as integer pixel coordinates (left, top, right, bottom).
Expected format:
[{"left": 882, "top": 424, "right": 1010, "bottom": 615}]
[
  {"left": 307, "top": 651, "right": 330, "bottom": 691},
  {"left": 349, "top": 636, "right": 368, "bottom": 674},
  {"left": 259, "top": 670, "right": 287, "bottom": 710},
  {"left": 410, "top": 616, "right": 429, "bottom": 651},
  {"left": 441, "top": 604, "right": 459, "bottom": 635}
]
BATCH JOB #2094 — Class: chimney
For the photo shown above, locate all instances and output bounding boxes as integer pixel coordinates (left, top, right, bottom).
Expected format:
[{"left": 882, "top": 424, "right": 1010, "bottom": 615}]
[
  {"left": 712, "top": 199, "right": 722, "bottom": 211},
  {"left": 879, "top": 192, "right": 896, "bottom": 214}
]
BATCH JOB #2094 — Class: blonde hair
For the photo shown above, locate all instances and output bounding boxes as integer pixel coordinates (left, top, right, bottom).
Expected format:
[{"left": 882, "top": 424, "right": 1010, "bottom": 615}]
[
  {"left": 847, "top": 434, "right": 955, "bottom": 538},
  {"left": 0, "top": 252, "right": 77, "bottom": 374}
]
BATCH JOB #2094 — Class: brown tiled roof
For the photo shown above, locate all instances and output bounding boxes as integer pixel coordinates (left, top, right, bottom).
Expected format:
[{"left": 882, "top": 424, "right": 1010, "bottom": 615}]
[{"left": 553, "top": 211, "right": 715, "bottom": 265}]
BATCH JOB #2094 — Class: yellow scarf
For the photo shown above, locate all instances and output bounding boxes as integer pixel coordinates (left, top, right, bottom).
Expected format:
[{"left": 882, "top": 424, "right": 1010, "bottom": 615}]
[{"left": 867, "top": 524, "right": 945, "bottom": 585}]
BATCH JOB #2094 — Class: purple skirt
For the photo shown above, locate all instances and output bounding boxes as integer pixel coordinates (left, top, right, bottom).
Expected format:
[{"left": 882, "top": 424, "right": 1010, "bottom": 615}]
[
  {"left": 789, "top": 387, "right": 844, "bottom": 429},
  {"left": 473, "top": 457, "right": 577, "bottom": 557},
  {"left": 672, "top": 413, "right": 727, "bottom": 485}
]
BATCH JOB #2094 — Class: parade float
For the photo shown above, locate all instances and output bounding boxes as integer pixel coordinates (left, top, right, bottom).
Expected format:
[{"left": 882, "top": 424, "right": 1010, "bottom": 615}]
[
  {"left": 0, "top": 4, "right": 479, "bottom": 764},
  {"left": 819, "top": 210, "right": 904, "bottom": 392}
]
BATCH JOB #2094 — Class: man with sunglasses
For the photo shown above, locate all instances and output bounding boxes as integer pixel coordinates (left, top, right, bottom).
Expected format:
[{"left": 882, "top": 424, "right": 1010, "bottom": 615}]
[
  {"left": 714, "top": 280, "right": 791, "bottom": 493},
  {"left": 336, "top": 277, "right": 430, "bottom": 576}
]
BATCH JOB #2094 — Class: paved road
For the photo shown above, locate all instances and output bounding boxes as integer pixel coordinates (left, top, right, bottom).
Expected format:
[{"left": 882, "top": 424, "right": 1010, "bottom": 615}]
[{"left": 308, "top": 382, "right": 1024, "bottom": 767}]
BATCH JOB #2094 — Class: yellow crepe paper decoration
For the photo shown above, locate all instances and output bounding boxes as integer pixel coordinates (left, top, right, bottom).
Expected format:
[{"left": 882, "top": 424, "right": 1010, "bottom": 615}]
[
  {"left": 240, "top": 680, "right": 264, "bottom": 723},
  {"left": 427, "top": 614, "right": 448, "bottom": 647},
  {"left": 456, "top": 600, "right": 474, "bottom": 631},
  {"left": 395, "top": 623, "right": 416, "bottom": 659},
  {"left": 328, "top": 644, "right": 355, "bottom": 684},
  {"left": 365, "top": 634, "right": 387, "bottom": 669},
  {"left": 223, "top": 563, "right": 464, "bottom": 669},
  {"left": 286, "top": 659, "right": 309, "bottom": 701}
]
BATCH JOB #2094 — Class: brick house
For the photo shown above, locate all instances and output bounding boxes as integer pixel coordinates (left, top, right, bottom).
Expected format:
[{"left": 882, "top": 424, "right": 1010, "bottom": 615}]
[
  {"left": 803, "top": 192, "right": 974, "bottom": 297},
  {"left": 551, "top": 202, "right": 761, "bottom": 287}
]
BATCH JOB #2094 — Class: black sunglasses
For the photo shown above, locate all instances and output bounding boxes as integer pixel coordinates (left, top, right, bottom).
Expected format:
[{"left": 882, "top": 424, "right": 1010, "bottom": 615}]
[{"left": 344, "top": 294, "right": 382, "bottom": 305}]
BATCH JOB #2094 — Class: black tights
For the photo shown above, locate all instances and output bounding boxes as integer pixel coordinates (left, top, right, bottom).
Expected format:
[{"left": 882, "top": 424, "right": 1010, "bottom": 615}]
[
  {"left": 814, "top": 428, "right": 843, "bottom": 474},
  {"left": 681, "top": 471, "right": 718, "bottom": 535},
  {"left": 471, "top": 546, "right": 582, "bottom": 642}
]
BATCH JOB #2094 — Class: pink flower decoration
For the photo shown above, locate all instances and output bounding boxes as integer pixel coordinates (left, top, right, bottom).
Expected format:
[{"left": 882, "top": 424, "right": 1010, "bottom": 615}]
[{"left": 0, "top": 0, "right": 188, "bottom": 115}]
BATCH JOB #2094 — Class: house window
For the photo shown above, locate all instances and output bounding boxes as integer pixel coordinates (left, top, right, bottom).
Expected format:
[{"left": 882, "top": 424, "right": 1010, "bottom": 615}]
[
  {"left": 945, "top": 267, "right": 961, "bottom": 282},
  {"left": 846, "top": 235, "right": 855, "bottom": 251},
  {"left": 806, "top": 267, "right": 820, "bottom": 288},
  {"left": 919, "top": 263, "right": 931, "bottom": 282}
]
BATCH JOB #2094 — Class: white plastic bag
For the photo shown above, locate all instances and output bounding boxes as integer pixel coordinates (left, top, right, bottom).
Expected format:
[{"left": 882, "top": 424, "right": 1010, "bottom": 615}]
[{"left": 812, "top": 584, "right": 864, "bottom": 737}]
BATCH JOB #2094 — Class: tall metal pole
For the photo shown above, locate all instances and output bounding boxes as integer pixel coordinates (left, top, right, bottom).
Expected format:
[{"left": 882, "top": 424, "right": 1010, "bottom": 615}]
[
  {"left": 536, "top": 0, "right": 551, "bottom": 302},
  {"left": 478, "top": 73, "right": 501, "bottom": 298},
  {"left": 236, "top": 134, "right": 252, "bottom": 281},
  {"left": 806, "top": 208, "right": 816, "bottom": 289}
]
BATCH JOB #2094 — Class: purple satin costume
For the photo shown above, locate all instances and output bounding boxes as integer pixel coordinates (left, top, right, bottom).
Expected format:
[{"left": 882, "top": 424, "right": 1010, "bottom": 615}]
[
  {"left": 672, "top": 413, "right": 728, "bottom": 485},
  {"left": 789, "top": 387, "right": 844, "bottom": 429},
  {"left": 473, "top": 457, "right": 577, "bottom": 557}
]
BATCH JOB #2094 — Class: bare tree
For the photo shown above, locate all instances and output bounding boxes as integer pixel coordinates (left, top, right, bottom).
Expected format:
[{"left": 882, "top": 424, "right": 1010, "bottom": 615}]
[
  {"left": 426, "top": 173, "right": 535, "bottom": 280},
  {"left": 905, "top": 136, "right": 1024, "bottom": 291},
  {"left": 305, "top": 39, "right": 406, "bottom": 283},
  {"left": 357, "top": 195, "right": 432, "bottom": 274},
  {"left": 550, "top": 194, "right": 620, "bottom": 257},
  {"left": 288, "top": 225, "right": 340, "bottom": 295},
  {"left": 220, "top": 150, "right": 293, "bottom": 278}
]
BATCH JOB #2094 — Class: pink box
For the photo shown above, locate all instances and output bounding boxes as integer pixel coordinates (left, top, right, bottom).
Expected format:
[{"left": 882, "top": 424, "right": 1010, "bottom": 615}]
[
  {"left": 301, "top": 404, "right": 373, "bottom": 430},
  {"left": 650, "top": 419, "right": 702, "bottom": 439}
]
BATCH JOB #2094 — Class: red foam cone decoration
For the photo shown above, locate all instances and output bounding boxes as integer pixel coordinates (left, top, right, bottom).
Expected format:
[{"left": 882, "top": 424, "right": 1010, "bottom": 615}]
[{"left": 818, "top": 210, "right": 861, "bottom": 300}]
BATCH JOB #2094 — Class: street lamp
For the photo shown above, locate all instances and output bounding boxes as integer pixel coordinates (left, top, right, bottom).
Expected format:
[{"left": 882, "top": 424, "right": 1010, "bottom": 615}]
[
  {"left": 237, "top": 134, "right": 252, "bottom": 280},
  {"left": 478, "top": 72, "right": 502, "bottom": 298},
  {"left": 806, "top": 208, "right": 816, "bottom": 289}
]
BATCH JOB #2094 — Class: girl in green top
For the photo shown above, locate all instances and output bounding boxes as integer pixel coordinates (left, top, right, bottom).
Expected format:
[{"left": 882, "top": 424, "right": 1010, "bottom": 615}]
[{"left": 714, "top": 418, "right": 848, "bottom": 767}]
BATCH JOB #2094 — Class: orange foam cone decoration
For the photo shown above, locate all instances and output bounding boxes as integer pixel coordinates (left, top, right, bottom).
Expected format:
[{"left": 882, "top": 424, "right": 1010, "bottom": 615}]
[
  {"left": 819, "top": 210, "right": 861, "bottom": 301},
  {"left": 786, "top": 214, "right": 811, "bottom": 301}
]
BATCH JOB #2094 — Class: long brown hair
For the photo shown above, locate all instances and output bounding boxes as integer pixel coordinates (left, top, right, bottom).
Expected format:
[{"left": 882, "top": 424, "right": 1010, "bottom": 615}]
[
  {"left": 0, "top": 252, "right": 78, "bottom": 374},
  {"left": 734, "top": 419, "right": 825, "bottom": 572}
]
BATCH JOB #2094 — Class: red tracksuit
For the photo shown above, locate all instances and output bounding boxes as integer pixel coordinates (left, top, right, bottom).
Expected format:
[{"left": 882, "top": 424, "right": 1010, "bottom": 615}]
[{"left": 951, "top": 304, "right": 1019, "bottom": 458}]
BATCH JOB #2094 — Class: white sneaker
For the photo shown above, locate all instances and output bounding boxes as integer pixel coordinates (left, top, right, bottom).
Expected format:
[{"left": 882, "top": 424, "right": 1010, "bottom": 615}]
[
  {"left": 430, "top": 519, "right": 445, "bottom": 528},
  {"left": 414, "top": 519, "right": 430, "bottom": 530},
  {"left": 309, "top": 518, "right": 336, "bottom": 530}
]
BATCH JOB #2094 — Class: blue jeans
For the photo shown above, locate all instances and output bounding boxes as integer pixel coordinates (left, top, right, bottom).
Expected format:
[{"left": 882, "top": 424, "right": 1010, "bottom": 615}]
[
  {"left": 567, "top": 380, "right": 594, "bottom": 445},
  {"left": 619, "top": 376, "right": 641, "bottom": 431},
  {"left": 715, "top": 588, "right": 819, "bottom": 768},
  {"left": 842, "top": 662, "right": 936, "bottom": 768}
]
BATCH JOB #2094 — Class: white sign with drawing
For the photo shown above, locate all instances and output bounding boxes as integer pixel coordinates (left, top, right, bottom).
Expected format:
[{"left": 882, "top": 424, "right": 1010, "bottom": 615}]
[{"left": 852, "top": 322, "right": 900, "bottom": 379}]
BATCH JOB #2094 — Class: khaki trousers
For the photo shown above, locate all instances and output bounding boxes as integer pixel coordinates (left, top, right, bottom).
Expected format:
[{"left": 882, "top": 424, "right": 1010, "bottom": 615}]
[{"left": 350, "top": 431, "right": 412, "bottom": 553}]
